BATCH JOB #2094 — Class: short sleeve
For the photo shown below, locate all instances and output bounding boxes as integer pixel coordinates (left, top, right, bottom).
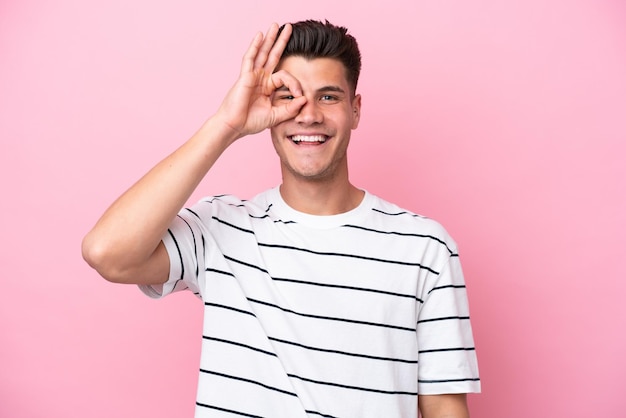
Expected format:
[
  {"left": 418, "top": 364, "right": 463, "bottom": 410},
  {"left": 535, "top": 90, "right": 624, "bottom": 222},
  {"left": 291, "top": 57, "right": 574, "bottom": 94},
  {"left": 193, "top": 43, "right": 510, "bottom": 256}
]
[
  {"left": 416, "top": 253, "right": 481, "bottom": 394},
  {"left": 138, "top": 208, "right": 206, "bottom": 300}
]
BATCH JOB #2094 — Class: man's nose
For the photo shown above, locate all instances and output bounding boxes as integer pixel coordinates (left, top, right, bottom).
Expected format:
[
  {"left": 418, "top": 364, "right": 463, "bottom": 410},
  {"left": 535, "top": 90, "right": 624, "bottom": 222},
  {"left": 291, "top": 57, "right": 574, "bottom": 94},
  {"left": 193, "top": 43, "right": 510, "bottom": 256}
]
[{"left": 295, "top": 99, "right": 323, "bottom": 124}]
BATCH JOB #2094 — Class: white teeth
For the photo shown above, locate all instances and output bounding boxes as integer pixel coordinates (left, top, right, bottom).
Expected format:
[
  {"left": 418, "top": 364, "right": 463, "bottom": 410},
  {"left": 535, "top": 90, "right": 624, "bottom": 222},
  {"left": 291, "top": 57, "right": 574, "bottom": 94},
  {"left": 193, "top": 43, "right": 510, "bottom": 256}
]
[{"left": 291, "top": 135, "right": 327, "bottom": 143}]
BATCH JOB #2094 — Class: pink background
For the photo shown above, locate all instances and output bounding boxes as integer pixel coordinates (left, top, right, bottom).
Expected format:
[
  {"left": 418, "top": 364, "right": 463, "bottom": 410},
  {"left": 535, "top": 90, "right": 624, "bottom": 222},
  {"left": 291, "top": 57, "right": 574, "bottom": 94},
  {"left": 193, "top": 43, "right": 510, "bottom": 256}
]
[{"left": 2, "top": 0, "right": 625, "bottom": 417}]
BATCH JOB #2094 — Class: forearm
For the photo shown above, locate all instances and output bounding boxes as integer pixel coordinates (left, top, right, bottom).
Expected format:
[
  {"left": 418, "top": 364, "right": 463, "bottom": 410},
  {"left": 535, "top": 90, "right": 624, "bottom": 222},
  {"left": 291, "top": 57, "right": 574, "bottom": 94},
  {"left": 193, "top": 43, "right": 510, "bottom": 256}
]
[
  {"left": 83, "top": 23, "right": 302, "bottom": 284},
  {"left": 82, "top": 117, "right": 236, "bottom": 283},
  {"left": 418, "top": 394, "right": 470, "bottom": 418}
]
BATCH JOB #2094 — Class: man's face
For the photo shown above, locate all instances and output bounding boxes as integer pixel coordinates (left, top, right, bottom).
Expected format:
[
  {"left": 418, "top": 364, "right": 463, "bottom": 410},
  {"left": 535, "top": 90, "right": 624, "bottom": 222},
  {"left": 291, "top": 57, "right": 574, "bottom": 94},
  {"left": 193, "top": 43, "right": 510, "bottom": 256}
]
[{"left": 270, "top": 56, "right": 361, "bottom": 183}]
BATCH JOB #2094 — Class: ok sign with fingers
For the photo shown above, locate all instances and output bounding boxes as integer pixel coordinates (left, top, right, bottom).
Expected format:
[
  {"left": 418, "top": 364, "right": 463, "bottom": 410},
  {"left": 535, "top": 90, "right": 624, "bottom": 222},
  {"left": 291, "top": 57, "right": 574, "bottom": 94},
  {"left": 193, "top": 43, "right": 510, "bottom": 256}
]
[{"left": 215, "top": 23, "right": 307, "bottom": 141}]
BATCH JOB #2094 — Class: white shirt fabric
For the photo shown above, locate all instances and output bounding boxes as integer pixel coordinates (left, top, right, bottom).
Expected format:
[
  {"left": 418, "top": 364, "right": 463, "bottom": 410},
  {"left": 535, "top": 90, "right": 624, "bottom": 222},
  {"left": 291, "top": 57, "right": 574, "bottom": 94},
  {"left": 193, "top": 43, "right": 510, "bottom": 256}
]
[{"left": 140, "top": 187, "right": 480, "bottom": 418}]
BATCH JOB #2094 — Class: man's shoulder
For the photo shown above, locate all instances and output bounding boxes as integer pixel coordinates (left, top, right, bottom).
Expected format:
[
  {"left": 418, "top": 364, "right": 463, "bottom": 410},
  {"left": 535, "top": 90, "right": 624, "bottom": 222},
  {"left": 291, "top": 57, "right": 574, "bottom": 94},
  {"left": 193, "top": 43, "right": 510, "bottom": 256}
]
[
  {"left": 195, "top": 188, "right": 274, "bottom": 210},
  {"left": 366, "top": 193, "right": 456, "bottom": 247}
]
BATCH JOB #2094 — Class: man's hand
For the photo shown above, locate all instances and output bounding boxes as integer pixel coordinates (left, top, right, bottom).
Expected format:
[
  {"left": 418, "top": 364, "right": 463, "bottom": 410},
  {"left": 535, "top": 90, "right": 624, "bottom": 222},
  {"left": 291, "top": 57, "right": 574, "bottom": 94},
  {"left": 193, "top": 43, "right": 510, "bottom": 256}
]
[{"left": 214, "top": 23, "right": 307, "bottom": 141}]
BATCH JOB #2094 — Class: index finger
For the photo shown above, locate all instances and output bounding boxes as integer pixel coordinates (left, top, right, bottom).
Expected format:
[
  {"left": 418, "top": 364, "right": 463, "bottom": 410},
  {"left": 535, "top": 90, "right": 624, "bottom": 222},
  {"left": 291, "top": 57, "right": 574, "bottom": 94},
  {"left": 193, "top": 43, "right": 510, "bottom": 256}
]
[{"left": 269, "top": 69, "right": 303, "bottom": 98}]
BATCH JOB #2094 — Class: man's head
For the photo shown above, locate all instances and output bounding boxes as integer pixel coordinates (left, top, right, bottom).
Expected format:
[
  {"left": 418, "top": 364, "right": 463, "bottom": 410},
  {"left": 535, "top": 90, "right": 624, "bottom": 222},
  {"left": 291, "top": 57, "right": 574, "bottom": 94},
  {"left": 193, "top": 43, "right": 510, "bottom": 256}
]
[
  {"left": 269, "top": 20, "right": 362, "bottom": 188},
  {"left": 277, "top": 20, "right": 361, "bottom": 96}
]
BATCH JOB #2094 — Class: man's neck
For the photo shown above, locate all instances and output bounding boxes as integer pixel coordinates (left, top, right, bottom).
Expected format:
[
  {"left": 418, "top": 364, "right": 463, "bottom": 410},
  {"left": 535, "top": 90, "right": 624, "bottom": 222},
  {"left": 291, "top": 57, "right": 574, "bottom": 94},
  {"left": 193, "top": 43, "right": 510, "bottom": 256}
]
[{"left": 278, "top": 179, "right": 364, "bottom": 216}]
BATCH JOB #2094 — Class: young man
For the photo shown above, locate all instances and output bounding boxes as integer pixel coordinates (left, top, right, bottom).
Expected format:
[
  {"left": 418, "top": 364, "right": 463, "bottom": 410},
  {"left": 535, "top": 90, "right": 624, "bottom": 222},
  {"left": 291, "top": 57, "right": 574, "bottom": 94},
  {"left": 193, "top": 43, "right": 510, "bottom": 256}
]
[{"left": 83, "top": 20, "right": 480, "bottom": 418}]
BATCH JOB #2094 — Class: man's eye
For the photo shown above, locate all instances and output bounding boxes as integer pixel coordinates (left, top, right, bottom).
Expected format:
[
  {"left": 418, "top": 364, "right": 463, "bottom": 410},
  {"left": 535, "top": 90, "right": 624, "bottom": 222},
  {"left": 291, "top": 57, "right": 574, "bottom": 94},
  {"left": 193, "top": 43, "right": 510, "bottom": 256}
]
[
  {"left": 280, "top": 95, "right": 295, "bottom": 100},
  {"left": 320, "top": 95, "right": 338, "bottom": 101}
]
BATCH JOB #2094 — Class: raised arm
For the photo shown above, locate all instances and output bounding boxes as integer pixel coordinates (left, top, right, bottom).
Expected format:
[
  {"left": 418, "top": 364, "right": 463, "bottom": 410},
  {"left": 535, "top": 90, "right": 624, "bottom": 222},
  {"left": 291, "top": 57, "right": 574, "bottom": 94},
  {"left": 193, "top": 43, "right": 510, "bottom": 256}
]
[{"left": 82, "top": 23, "right": 306, "bottom": 285}]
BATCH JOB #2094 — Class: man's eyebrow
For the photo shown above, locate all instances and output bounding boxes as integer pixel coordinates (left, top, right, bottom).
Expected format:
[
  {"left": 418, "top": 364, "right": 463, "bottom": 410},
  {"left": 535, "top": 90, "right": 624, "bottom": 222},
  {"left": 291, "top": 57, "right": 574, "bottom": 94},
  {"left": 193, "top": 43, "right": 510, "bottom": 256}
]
[
  {"left": 317, "top": 85, "right": 346, "bottom": 94},
  {"left": 274, "top": 85, "right": 347, "bottom": 94}
]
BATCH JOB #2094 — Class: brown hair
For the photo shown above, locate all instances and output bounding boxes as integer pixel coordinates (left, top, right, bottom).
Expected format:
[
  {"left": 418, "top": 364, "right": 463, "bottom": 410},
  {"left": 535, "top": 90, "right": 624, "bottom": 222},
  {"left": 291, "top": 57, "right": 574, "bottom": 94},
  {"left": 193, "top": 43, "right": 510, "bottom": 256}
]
[{"left": 277, "top": 20, "right": 362, "bottom": 95}]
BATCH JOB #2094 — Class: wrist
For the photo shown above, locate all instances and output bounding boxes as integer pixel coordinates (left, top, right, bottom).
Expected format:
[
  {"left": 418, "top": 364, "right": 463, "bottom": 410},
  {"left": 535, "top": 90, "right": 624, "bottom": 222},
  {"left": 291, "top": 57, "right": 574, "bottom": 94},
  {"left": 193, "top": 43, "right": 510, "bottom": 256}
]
[{"left": 198, "top": 115, "right": 242, "bottom": 147}]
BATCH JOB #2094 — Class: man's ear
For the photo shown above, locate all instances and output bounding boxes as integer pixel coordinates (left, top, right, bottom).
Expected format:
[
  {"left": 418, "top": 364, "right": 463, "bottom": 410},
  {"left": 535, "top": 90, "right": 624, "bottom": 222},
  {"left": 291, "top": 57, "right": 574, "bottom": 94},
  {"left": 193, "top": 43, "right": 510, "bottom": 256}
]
[{"left": 351, "top": 94, "right": 362, "bottom": 129}]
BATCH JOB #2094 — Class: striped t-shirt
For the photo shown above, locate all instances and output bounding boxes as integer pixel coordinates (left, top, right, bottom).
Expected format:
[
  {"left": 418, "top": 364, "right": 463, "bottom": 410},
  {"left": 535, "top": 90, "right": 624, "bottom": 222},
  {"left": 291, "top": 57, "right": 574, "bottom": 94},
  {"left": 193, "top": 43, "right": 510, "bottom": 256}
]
[{"left": 140, "top": 187, "right": 480, "bottom": 418}]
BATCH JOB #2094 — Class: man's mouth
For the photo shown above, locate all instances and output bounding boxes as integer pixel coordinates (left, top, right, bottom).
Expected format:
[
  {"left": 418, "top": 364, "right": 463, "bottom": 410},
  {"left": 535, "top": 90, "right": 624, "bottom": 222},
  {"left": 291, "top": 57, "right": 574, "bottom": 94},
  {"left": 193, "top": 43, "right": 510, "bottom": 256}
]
[{"left": 290, "top": 135, "right": 328, "bottom": 144}]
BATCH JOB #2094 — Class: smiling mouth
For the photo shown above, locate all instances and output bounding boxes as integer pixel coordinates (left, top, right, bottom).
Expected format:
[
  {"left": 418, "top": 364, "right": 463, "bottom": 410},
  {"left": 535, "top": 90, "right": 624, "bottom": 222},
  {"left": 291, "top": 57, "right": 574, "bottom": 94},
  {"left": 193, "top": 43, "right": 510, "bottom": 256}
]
[{"left": 290, "top": 135, "right": 328, "bottom": 144}]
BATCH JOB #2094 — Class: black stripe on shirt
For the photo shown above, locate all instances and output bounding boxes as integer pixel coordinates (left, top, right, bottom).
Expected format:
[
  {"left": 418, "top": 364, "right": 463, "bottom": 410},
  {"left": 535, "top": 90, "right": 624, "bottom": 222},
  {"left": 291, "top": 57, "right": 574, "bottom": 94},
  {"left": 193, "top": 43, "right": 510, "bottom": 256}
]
[
  {"left": 418, "top": 347, "right": 476, "bottom": 354},
  {"left": 428, "top": 284, "right": 466, "bottom": 295},
  {"left": 166, "top": 228, "right": 185, "bottom": 288},
  {"left": 184, "top": 208, "right": 201, "bottom": 220},
  {"left": 203, "top": 336, "right": 277, "bottom": 357},
  {"left": 257, "top": 243, "right": 440, "bottom": 274},
  {"left": 196, "top": 402, "right": 339, "bottom": 418},
  {"left": 272, "top": 276, "right": 424, "bottom": 303},
  {"left": 195, "top": 402, "right": 265, "bottom": 418},
  {"left": 418, "top": 377, "right": 481, "bottom": 384},
  {"left": 212, "top": 216, "right": 255, "bottom": 234},
  {"left": 199, "top": 369, "right": 297, "bottom": 397},
  {"left": 342, "top": 224, "right": 456, "bottom": 255},
  {"left": 287, "top": 373, "right": 418, "bottom": 396},
  {"left": 305, "top": 410, "right": 340, "bottom": 418},
  {"left": 417, "top": 316, "right": 470, "bottom": 324},
  {"left": 200, "top": 332, "right": 418, "bottom": 365},
  {"left": 222, "top": 255, "right": 269, "bottom": 275},
  {"left": 268, "top": 336, "right": 418, "bottom": 364},
  {"left": 204, "top": 302, "right": 256, "bottom": 318},
  {"left": 206, "top": 267, "right": 236, "bottom": 278},
  {"left": 178, "top": 214, "right": 200, "bottom": 279},
  {"left": 370, "top": 208, "right": 422, "bottom": 217},
  {"left": 249, "top": 213, "right": 297, "bottom": 225},
  {"left": 304, "top": 409, "right": 337, "bottom": 418},
  {"left": 248, "top": 297, "right": 416, "bottom": 332}
]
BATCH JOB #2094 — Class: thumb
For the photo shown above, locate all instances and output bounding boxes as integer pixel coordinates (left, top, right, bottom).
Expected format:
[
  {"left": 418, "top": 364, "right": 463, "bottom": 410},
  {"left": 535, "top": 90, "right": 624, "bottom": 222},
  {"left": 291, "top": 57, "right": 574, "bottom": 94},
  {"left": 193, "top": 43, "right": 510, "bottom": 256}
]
[{"left": 271, "top": 96, "right": 307, "bottom": 126}]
